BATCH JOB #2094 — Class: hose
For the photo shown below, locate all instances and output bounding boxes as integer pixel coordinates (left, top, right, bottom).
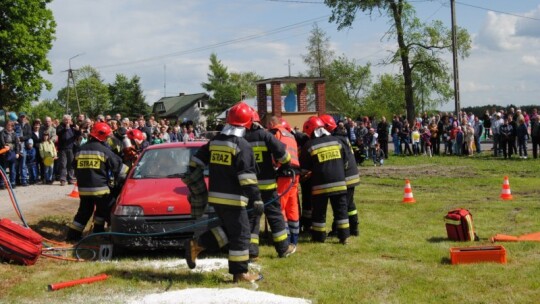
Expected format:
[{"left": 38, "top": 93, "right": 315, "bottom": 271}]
[{"left": 74, "top": 170, "right": 297, "bottom": 260}]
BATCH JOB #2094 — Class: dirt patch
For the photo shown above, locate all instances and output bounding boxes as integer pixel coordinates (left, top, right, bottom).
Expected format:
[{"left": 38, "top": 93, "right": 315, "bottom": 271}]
[{"left": 360, "top": 164, "right": 473, "bottom": 179}]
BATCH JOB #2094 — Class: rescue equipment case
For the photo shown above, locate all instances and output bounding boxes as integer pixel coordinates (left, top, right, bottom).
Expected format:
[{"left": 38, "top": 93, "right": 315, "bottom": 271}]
[
  {"left": 0, "top": 218, "right": 43, "bottom": 265},
  {"left": 444, "top": 209, "right": 479, "bottom": 241}
]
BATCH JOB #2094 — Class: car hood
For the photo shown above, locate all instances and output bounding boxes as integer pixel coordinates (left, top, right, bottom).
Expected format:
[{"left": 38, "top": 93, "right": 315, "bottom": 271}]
[{"left": 118, "top": 178, "right": 192, "bottom": 215}]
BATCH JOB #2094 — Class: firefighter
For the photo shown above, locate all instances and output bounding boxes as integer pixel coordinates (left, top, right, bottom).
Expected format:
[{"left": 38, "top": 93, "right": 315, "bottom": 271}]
[
  {"left": 268, "top": 116, "right": 301, "bottom": 246},
  {"left": 65, "top": 122, "right": 129, "bottom": 242},
  {"left": 123, "top": 129, "right": 149, "bottom": 167},
  {"left": 184, "top": 102, "right": 263, "bottom": 283},
  {"left": 319, "top": 114, "right": 360, "bottom": 236},
  {"left": 299, "top": 116, "right": 349, "bottom": 244},
  {"left": 245, "top": 111, "right": 296, "bottom": 260}
]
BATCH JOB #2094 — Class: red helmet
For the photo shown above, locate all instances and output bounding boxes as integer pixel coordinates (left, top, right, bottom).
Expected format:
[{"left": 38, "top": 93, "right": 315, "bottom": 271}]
[
  {"left": 303, "top": 116, "right": 324, "bottom": 137},
  {"left": 319, "top": 114, "right": 337, "bottom": 132},
  {"left": 90, "top": 122, "right": 112, "bottom": 142},
  {"left": 227, "top": 102, "right": 253, "bottom": 129},
  {"left": 251, "top": 109, "right": 260, "bottom": 123},
  {"left": 280, "top": 118, "right": 292, "bottom": 132},
  {"left": 127, "top": 129, "right": 144, "bottom": 141}
]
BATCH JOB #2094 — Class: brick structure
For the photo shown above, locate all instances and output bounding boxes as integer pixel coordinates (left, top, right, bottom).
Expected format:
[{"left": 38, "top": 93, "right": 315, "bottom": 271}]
[
  {"left": 314, "top": 80, "right": 326, "bottom": 115},
  {"left": 254, "top": 76, "right": 325, "bottom": 119},
  {"left": 257, "top": 84, "right": 267, "bottom": 116},
  {"left": 271, "top": 82, "right": 282, "bottom": 117},
  {"left": 297, "top": 83, "right": 307, "bottom": 112}
]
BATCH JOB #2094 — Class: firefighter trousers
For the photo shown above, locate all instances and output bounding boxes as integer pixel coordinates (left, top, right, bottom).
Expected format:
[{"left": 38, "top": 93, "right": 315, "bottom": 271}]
[
  {"left": 70, "top": 194, "right": 111, "bottom": 233},
  {"left": 197, "top": 205, "right": 250, "bottom": 275},
  {"left": 299, "top": 179, "right": 312, "bottom": 233},
  {"left": 277, "top": 175, "right": 300, "bottom": 245},
  {"left": 332, "top": 187, "right": 359, "bottom": 235},
  {"left": 311, "top": 193, "right": 350, "bottom": 243},
  {"left": 248, "top": 190, "right": 289, "bottom": 257}
]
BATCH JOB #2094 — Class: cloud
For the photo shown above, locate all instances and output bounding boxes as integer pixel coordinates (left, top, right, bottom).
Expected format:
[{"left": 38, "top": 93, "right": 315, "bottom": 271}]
[
  {"left": 515, "top": 5, "right": 540, "bottom": 38},
  {"left": 476, "top": 11, "right": 520, "bottom": 51},
  {"left": 522, "top": 55, "right": 539, "bottom": 66}
]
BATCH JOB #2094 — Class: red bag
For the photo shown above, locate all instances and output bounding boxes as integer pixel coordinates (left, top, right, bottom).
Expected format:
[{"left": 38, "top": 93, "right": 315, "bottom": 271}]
[
  {"left": 445, "top": 209, "right": 479, "bottom": 241},
  {"left": 0, "top": 218, "right": 43, "bottom": 265}
]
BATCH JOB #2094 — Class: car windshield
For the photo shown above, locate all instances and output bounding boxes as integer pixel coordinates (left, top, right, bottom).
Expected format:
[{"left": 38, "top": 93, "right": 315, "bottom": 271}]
[{"left": 131, "top": 147, "right": 197, "bottom": 179}]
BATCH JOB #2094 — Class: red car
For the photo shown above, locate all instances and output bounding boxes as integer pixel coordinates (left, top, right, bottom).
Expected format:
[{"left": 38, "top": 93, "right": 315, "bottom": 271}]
[{"left": 110, "top": 141, "right": 215, "bottom": 251}]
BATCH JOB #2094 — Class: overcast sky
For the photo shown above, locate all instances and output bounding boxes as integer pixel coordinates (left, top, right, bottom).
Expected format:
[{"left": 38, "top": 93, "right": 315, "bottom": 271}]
[{"left": 42, "top": 0, "right": 540, "bottom": 111}]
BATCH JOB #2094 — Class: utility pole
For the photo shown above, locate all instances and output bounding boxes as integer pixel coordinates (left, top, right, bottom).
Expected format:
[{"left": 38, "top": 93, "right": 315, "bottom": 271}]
[
  {"left": 163, "top": 64, "right": 167, "bottom": 97},
  {"left": 451, "top": 0, "right": 460, "bottom": 116},
  {"left": 285, "top": 59, "right": 294, "bottom": 77},
  {"left": 64, "top": 53, "right": 83, "bottom": 114}
]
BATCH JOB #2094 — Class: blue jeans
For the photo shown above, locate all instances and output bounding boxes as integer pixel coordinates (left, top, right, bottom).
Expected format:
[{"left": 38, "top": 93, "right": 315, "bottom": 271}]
[
  {"left": 44, "top": 165, "right": 54, "bottom": 183},
  {"left": 27, "top": 162, "right": 38, "bottom": 183},
  {"left": 18, "top": 149, "right": 28, "bottom": 185},
  {"left": 392, "top": 134, "right": 401, "bottom": 155},
  {"left": 1, "top": 159, "right": 18, "bottom": 187}
]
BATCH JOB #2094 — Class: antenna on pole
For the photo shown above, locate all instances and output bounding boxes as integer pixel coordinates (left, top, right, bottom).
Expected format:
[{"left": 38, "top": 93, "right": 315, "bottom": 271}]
[
  {"left": 64, "top": 53, "right": 84, "bottom": 114},
  {"left": 164, "top": 64, "right": 167, "bottom": 97},
  {"left": 285, "top": 59, "right": 294, "bottom": 77}
]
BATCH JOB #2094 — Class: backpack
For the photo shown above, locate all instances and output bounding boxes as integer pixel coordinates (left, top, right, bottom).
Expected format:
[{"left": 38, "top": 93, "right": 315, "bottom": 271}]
[{"left": 444, "top": 209, "right": 479, "bottom": 241}]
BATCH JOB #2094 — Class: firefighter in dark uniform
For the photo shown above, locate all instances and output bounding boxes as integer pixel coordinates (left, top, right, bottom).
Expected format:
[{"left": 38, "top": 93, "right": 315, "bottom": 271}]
[
  {"left": 245, "top": 110, "right": 296, "bottom": 260},
  {"left": 65, "top": 122, "right": 129, "bottom": 242},
  {"left": 299, "top": 116, "right": 350, "bottom": 244},
  {"left": 184, "top": 102, "right": 263, "bottom": 283},
  {"left": 320, "top": 114, "right": 360, "bottom": 236}
]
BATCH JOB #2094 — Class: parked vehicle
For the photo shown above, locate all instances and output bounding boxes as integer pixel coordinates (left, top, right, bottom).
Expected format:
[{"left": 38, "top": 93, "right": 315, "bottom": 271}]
[{"left": 110, "top": 141, "right": 215, "bottom": 251}]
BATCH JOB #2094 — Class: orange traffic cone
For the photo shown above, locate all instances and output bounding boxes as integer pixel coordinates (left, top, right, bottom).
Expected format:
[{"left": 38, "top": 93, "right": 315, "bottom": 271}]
[
  {"left": 402, "top": 179, "right": 416, "bottom": 203},
  {"left": 68, "top": 182, "right": 79, "bottom": 199},
  {"left": 500, "top": 176, "right": 513, "bottom": 200}
]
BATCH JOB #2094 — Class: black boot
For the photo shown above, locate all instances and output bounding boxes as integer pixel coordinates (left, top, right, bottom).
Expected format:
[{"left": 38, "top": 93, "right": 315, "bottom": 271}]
[{"left": 65, "top": 228, "right": 82, "bottom": 242}]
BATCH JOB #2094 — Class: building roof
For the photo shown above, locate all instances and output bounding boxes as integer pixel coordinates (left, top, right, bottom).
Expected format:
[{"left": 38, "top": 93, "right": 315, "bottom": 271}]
[
  {"left": 254, "top": 76, "right": 325, "bottom": 85},
  {"left": 153, "top": 93, "right": 208, "bottom": 118}
]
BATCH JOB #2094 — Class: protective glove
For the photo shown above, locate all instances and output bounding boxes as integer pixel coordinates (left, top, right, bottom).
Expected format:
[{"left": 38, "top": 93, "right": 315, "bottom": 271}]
[
  {"left": 277, "top": 163, "right": 293, "bottom": 177},
  {"left": 250, "top": 200, "right": 264, "bottom": 216}
]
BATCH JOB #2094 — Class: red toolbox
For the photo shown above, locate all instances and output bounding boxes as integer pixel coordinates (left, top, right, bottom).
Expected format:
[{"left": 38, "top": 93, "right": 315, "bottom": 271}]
[{"left": 450, "top": 245, "right": 507, "bottom": 265}]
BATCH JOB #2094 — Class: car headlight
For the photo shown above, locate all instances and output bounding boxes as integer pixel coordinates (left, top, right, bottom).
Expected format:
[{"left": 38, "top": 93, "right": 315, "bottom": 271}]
[{"left": 113, "top": 205, "right": 144, "bottom": 216}]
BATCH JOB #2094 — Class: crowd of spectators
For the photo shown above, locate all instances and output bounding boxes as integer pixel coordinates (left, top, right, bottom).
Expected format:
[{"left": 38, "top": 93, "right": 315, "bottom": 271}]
[
  {"left": 338, "top": 107, "right": 539, "bottom": 164},
  {"left": 0, "top": 112, "right": 207, "bottom": 189}
]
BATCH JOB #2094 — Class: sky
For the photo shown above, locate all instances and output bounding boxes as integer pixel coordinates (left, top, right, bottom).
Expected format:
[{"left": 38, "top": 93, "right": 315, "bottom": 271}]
[{"left": 42, "top": 0, "right": 540, "bottom": 112}]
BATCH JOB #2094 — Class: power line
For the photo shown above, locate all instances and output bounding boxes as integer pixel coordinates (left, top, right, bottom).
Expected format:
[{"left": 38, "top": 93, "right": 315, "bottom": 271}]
[
  {"left": 95, "top": 15, "right": 329, "bottom": 70},
  {"left": 454, "top": 1, "right": 540, "bottom": 21}
]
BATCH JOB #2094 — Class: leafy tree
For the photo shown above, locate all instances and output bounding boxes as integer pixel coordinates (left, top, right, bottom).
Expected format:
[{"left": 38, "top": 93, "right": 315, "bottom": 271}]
[
  {"left": 302, "top": 23, "right": 335, "bottom": 77},
  {"left": 325, "top": 56, "right": 371, "bottom": 117},
  {"left": 26, "top": 99, "right": 65, "bottom": 121},
  {"left": 201, "top": 53, "right": 241, "bottom": 120},
  {"left": 325, "top": 0, "right": 471, "bottom": 124},
  {"left": 0, "top": 0, "right": 56, "bottom": 110},
  {"left": 57, "top": 66, "right": 110, "bottom": 118},
  {"left": 229, "top": 71, "right": 263, "bottom": 99},
  {"left": 108, "top": 74, "right": 150, "bottom": 119},
  {"left": 363, "top": 73, "right": 405, "bottom": 120}
]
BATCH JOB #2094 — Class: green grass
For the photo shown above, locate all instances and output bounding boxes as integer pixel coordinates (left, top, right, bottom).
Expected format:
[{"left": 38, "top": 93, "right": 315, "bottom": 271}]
[{"left": 1, "top": 154, "right": 540, "bottom": 303}]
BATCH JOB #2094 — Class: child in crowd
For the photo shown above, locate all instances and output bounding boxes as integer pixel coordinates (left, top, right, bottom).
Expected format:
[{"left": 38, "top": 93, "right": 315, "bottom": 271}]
[
  {"left": 421, "top": 126, "right": 432, "bottom": 157},
  {"left": 372, "top": 143, "right": 385, "bottom": 166},
  {"left": 411, "top": 126, "right": 420, "bottom": 156},
  {"left": 39, "top": 133, "right": 57, "bottom": 184},
  {"left": 455, "top": 126, "right": 464, "bottom": 156},
  {"left": 25, "top": 139, "right": 38, "bottom": 184}
]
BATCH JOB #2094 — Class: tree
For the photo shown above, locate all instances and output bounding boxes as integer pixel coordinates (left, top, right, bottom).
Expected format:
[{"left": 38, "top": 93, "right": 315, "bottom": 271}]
[
  {"left": 27, "top": 99, "right": 65, "bottom": 121},
  {"left": 363, "top": 73, "right": 405, "bottom": 120},
  {"left": 109, "top": 74, "right": 150, "bottom": 118},
  {"left": 229, "top": 71, "right": 263, "bottom": 99},
  {"left": 0, "top": 0, "right": 56, "bottom": 110},
  {"left": 302, "top": 23, "right": 335, "bottom": 77},
  {"left": 201, "top": 53, "right": 241, "bottom": 120},
  {"left": 57, "top": 66, "right": 110, "bottom": 118},
  {"left": 325, "top": 56, "right": 371, "bottom": 117},
  {"left": 325, "top": 0, "right": 471, "bottom": 124}
]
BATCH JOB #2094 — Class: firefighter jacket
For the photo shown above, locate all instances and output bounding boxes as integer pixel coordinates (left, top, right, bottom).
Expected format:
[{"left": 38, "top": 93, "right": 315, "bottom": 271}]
[
  {"left": 190, "top": 132, "right": 261, "bottom": 208},
  {"left": 333, "top": 133, "right": 360, "bottom": 188},
  {"left": 270, "top": 126, "right": 300, "bottom": 168},
  {"left": 299, "top": 134, "right": 347, "bottom": 197},
  {"left": 74, "top": 138, "right": 129, "bottom": 196},
  {"left": 245, "top": 125, "right": 291, "bottom": 191}
]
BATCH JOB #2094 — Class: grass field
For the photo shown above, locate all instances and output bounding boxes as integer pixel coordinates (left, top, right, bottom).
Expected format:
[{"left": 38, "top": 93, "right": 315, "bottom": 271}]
[{"left": 1, "top": 154, "right": 539, "bottom": 303}]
